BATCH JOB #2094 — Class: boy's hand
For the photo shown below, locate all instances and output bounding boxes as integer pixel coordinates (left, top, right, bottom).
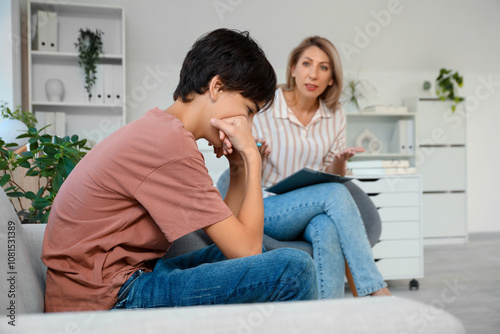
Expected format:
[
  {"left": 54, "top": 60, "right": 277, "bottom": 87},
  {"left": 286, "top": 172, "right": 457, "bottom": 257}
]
[{"left": 210, "top": 117, "right": 259, "bottom": 159}]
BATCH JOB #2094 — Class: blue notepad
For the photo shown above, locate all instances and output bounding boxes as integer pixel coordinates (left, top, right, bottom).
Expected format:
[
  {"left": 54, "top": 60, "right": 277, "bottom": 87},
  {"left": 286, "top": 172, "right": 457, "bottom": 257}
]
[{"left": 265, "top": 168, "right": 352, "bottom": 194}]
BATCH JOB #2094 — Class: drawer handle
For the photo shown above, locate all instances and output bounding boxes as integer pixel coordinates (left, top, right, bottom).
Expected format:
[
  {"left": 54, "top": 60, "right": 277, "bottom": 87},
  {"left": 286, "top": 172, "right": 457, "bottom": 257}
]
[
  {"left": 357, "top": 178, "right": 381, "bottom": 182},
  {"left": 367, "top": 193, "right": 380, "bottom": 197}
]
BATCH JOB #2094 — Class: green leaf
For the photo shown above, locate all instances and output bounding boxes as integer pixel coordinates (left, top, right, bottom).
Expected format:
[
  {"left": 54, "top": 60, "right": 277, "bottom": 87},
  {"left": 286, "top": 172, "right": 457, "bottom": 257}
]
[
  {"left": 19, "top": 160, "right": 31, "bottom": 169},
  {"left": 43, "top": 145, "right": 58, "bottom": 157},
  {"left": 54, "top": 136, "right": 64, "bottom": 145},
  {"left": 21, "top": 151, "right": 34, "bottom": 158},
  {"left": 30, "top": 141, "right": 39, "bottom": 151},
  {"left": 56, "top": 160, "right": 67, "bottom": 178},
  {"left": 36, "top": 187, "right": 45, "bottom": 197},
  {"left": 34, "top": 157, "right": 54, "bottom": 165},
  {"left": 41, "top": 210, "right": 51, "bottom": 224},
  {"left": 24, "top": 191, "right": 37, "bottom": 200},
  {"left": 0, "top": 160, "right": 8, "bottom": 169},
  {"left": 71, "top": 135, "right": 79, "bottom": 142},
  {"left": 32, "top": 197, "right": 52, "bottom": 210},
  {"left": 52, "top": 174, "right": 64, "bottom": 192},
  {"left": 0, "top": 174, "right": 11, "bottom": 187},
  {"left": 15, "top": 133, "right": 31, "bottom": 139},
  {"left": 63, "top": 157, "right": 75, "bottom": 175},
  {"left": 40, "top": 135, "right": 52, "bottom": 143},
  {"left": 7, "top": 191, "right": 25, "bottom": 198}
]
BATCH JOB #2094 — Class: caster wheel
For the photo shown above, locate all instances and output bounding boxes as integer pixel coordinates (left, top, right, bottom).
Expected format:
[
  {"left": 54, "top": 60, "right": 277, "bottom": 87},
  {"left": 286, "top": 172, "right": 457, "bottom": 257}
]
[{"left": 409, "top": 279, "right": 419, "bottom": 290}]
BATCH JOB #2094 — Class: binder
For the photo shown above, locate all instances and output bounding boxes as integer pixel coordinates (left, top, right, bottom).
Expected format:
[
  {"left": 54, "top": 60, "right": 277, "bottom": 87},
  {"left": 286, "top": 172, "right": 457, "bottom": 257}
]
[
  {"left": 83, "top": 84, "right": 92, "bottom": 103},
  {"left": 44, "top": 112, "right": 55, "bottom": 134},
  {"left": 93, "top": 64, "right": 104, "bottom": 104},
  {"left": 389, "top": 120, "right": 408, "bottom": 154},
  {"left": 104, "top": 64, "right": 114, "bottom": 104},
  {"left": 34, "top": 10, "right": 48, "bottom": 51},
  {"left": 406, "top": 119, "right": 415, "bottom": 154},
  {"left": 35, "top": 111, "right": 65, "bottom": 137},
  {"left": 46, "top": 11, "right": 57, "bottom": 52},
  {"left": 54, "top": 112, "right": 66, "bottom": 137},
  {"left": 112, "top": 65, "right": 123, "bottom": 105}
]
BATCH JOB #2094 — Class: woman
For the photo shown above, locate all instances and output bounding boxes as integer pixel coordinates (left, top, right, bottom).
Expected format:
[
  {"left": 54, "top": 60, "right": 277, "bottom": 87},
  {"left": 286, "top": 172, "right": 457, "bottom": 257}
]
[{"left": 218, "top": 36, "right": 390, "bottom": 299}]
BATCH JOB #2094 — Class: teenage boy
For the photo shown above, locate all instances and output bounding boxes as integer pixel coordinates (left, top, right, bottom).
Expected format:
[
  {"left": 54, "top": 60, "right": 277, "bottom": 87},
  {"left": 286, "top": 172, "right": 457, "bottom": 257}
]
[{"left": 42, "top": 28, "right": 318, "bottom": 312}]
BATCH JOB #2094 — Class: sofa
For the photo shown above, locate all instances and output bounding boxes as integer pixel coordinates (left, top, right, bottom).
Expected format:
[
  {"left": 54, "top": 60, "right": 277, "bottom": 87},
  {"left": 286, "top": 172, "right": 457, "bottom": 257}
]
[{"left": 0, "top": 189, "right": 466, "bottom": 333}]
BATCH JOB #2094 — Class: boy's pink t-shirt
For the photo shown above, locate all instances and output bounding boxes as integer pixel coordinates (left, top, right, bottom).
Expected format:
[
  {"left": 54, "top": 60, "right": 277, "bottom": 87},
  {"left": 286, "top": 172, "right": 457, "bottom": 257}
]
[{"left": 42, "top": 108, "right": 232, "bottom": 312}]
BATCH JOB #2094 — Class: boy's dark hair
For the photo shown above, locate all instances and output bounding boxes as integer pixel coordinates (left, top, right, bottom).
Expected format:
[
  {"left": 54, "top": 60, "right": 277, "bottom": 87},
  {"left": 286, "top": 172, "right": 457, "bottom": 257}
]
[{"left": 173, "top": 28, "right": 277, "bottom": 111}]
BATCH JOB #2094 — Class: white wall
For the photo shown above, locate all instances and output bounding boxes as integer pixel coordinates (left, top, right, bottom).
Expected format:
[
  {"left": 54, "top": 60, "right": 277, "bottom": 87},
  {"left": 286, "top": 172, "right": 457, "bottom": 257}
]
[
  {"left": 17, "top": 0, "right": 500, "bottom": 233},
  {"left": 1, "top": 0, "right": 21, "bottom": 108}
]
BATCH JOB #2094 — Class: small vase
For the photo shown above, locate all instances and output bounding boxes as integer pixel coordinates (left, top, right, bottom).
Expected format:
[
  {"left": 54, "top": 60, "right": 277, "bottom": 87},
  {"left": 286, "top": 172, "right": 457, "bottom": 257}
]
[{"left": 45, "top": 78, "right": 65, "bottom": 102}]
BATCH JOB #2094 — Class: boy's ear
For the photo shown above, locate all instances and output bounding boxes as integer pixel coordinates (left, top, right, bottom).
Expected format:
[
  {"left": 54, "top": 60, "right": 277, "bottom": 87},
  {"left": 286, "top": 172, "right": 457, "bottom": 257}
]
[{"left": 208, "top": 76, "right": 224, "bottom": 102}]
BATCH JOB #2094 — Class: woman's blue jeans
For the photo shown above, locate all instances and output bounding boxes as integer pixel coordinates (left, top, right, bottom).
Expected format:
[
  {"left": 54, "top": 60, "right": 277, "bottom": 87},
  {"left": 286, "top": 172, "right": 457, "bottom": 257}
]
[
  {"left": 112, "top": 244, "right": 318, "bottom": 309},
  {"left": 217, "top": 171, "right": 386, "bottom": 298}
]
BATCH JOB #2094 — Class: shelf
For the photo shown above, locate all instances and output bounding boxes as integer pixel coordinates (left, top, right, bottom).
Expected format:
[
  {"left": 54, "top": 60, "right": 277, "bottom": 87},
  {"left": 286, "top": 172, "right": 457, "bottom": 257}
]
[
  {"left": 32, "top": 51, "right": 123, "bottom": 62},
  {"left": 28, "top": 0, "right": 126, "bottom": 143},
  {"left": 351, "top": 153, "right": 415, "bottom": 160},
  {"left": 32, "top": 101, "right": 123, "bottom": 111},
  {"left": 346, "top": 112, "right": 416, "bottom": 117}
]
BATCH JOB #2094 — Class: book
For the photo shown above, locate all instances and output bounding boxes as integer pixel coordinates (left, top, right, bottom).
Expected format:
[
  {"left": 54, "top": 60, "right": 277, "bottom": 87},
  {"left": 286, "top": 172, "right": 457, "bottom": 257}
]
[
  {"left": 347, "top": 160, "right": 410, "bottom": 169},
  {"left": 265, "top": 168, "right": 352, "bottom": 194},
  {"left": 350, "top": 167, "right": 417, "bottom": 176}
]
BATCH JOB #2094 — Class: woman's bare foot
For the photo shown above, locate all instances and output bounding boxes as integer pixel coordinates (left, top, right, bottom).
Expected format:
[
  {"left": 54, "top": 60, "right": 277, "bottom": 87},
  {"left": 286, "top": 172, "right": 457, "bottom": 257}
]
[{"left": 370, "top": 287, "right": 392, "bottom": 297}]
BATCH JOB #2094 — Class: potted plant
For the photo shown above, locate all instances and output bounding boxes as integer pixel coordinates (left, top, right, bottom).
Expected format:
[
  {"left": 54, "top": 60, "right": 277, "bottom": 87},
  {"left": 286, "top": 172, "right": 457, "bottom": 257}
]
[
  {"left": 435, "top": 68, "right": 464, "bottom": 112},
  {"left": 0, "top": 102, "right": 37, "bottom": 129},
  {"left": 75, "top": 28, "right": 104, "bottom": 101},
  {"left": 341, "top": 75, "right": 371, "bottom": 112},
  {"left": 0, "top": 104, "right": 90, "bottom": 223}
]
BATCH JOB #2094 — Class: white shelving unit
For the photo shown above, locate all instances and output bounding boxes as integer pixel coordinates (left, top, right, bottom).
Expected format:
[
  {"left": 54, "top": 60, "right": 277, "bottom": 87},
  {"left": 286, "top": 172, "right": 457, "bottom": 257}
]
[
  {"left": 405, "top": 97, "right": 468, "bottom": 245},
  {"left": 27, "top": 1, "right": 126, "bottom": 144},
  {"left": 352, "top": 175, "right": 424, "bottom": 283},
  {"left": 346, "top": 111, "right": 416, "bottom": 161}
]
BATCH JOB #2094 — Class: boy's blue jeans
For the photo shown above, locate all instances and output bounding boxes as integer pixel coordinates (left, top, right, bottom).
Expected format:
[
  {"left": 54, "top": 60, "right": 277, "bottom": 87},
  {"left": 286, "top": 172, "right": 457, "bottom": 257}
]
[{"left": 112, "top": 244, "right": 318, "bottom": 309}]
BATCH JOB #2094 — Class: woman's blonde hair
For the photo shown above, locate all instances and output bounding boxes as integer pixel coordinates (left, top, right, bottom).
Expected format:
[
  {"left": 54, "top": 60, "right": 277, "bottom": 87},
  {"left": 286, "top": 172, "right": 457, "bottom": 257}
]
[{"left": 284, "top": 36, "right": 343, "bottom": 111}]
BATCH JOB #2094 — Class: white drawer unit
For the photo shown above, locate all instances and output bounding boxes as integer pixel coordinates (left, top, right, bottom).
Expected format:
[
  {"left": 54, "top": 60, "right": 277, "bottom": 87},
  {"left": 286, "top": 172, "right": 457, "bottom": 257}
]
[
  {"left": 405, "top": 97, "right": 468, "bottom": 245},
  {"left": 354, "top": 175, "right": 423, "bottom": 286}
]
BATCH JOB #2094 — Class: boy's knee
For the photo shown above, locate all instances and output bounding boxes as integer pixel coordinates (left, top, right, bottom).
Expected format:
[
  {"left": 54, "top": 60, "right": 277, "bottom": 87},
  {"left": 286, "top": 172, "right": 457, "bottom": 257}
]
[{"left": 272, "top": 248, "right": 318, "bottom": 300}]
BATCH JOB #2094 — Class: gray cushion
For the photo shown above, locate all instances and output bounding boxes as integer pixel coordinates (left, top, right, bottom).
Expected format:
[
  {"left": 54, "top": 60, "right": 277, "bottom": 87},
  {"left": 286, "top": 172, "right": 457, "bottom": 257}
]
[
  {"left": 166, "top": 229, "right": 313, "bottom": 259},
  {"left": 0, "top": 189, "right": 47, "bottom": 314}
]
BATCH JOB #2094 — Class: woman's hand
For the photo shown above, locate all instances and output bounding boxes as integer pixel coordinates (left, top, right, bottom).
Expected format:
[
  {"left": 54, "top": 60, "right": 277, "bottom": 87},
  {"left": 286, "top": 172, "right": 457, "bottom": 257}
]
[
  {"left": 255, "top": 138, "right": 271, "bottom": 158},
  {"left": 334, "top": 146, "right": 365, "bottom": 162}
]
